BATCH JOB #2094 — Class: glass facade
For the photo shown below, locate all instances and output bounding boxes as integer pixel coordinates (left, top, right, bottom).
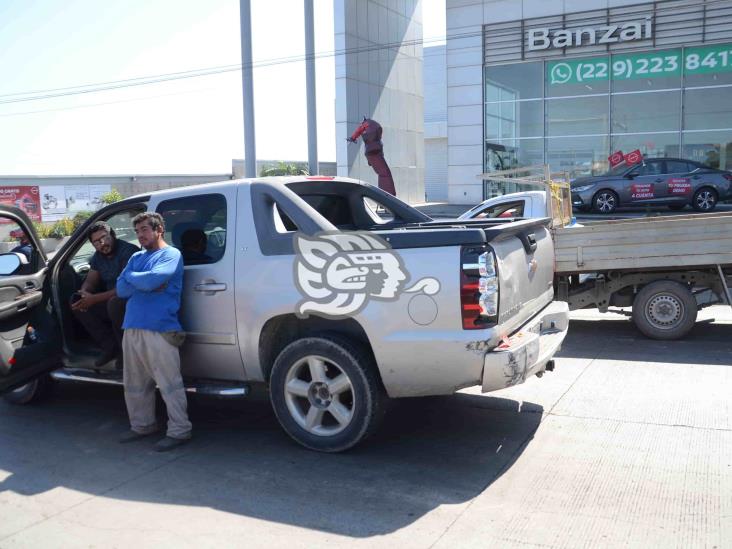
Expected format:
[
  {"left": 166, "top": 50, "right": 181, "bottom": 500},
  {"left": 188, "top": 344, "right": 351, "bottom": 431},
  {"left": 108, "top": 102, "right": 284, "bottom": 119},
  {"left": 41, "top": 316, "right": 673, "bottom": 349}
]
[{"left": 484, "top": 43, "right": 732, "bottom": 178}]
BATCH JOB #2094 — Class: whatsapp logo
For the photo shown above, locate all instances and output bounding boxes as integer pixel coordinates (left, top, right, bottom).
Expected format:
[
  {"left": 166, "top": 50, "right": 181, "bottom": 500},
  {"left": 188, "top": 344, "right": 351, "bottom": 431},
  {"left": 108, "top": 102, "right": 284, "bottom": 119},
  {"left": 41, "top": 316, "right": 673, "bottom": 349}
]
[{"left": 550, "top": 62, "right": 572, "bottom": 85}]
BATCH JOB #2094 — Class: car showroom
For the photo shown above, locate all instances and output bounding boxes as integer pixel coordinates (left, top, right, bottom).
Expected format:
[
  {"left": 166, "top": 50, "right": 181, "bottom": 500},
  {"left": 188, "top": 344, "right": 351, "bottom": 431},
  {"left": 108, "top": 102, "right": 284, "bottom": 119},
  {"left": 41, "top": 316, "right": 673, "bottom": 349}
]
[{"left": 445, "top": 0, "right": 732, "bottom": 203}]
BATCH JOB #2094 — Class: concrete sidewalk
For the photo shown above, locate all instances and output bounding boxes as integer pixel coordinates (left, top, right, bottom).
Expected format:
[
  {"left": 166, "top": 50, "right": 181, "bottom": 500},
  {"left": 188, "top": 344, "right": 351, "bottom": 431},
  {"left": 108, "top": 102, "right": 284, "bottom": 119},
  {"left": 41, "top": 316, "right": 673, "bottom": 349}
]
[{"left": 0, "top": 307, "right": 730, "bottom": 548}]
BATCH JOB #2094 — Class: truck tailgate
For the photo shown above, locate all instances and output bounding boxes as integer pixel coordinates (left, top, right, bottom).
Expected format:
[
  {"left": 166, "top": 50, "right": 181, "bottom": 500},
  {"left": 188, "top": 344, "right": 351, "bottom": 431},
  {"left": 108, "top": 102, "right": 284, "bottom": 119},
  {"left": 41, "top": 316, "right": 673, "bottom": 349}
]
[
  {"left": 377, "top": 218, "right": 556, "bottom": 336},
  {"left": 486, "top": 219, "right": 556, "bottom": 336}
]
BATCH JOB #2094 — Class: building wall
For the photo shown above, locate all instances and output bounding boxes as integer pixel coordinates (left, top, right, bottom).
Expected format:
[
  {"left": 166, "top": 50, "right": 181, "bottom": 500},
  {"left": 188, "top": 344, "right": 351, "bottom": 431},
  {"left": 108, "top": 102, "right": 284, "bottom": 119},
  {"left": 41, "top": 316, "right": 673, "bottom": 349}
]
[
  {"left": 335, "top": 0, "right": 425, "bottom": 204},
  {"left": 0, "top": 174, "right": 232, "bottom": 199},
  {"left": 424, "top": 45, "right": 449, "bottom": 202},
  {"left": 425, "top": 138, "right": 448, "bottom": 201},
  {"left": 447, "top": 0, "right": 732, "bottom": 204}
]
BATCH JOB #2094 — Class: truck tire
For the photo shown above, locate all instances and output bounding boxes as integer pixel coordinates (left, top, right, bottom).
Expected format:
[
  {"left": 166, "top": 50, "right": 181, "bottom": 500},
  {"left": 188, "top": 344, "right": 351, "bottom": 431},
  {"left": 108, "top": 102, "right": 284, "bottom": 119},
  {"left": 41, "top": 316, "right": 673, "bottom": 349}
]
[
  {"left": 2, "top": 375, "right": 52, "bottom": 405},
  {"left": 592, "top": 190, "right": 619, "bottom": 214},
  {"left": 269, "top": 335, "right": 386, "bottom": 453},
  {"left": 632, "top": 281, "right": 697, "bottom": 340}
]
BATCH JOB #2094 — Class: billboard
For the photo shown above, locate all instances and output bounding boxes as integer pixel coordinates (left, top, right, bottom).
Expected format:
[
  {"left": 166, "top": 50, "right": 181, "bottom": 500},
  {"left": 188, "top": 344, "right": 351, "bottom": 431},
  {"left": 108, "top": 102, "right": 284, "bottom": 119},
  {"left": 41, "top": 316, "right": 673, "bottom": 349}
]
[
  {"left": 1, "top": 184, "right": 110, "bottom": 223},
  {"left": 0, "top": 186, "right": 41, "bottom": 222}
]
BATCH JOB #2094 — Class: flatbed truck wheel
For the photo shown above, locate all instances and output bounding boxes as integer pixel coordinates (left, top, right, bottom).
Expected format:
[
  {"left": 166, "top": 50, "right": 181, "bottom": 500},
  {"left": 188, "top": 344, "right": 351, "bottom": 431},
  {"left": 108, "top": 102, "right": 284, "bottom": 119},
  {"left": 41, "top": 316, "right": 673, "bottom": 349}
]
[{"left": 632, "top": 280, "right": 697, "bottom": 340}]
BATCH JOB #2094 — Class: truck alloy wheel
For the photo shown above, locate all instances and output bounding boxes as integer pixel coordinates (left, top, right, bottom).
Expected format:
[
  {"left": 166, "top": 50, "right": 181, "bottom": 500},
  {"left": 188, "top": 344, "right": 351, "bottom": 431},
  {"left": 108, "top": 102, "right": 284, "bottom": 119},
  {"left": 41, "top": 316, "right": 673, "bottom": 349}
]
[
  {"left": 592, "top": 190, "right": 618, "bottom": 214},
  {"left": 692, "top": 188, "right": 717, "bottom": 212},
  {"left": 632, "top": 281, "right": 697, "bottom": 340},
  {"left": 269, "top": 336, "right": 385, "bottom": 452}
]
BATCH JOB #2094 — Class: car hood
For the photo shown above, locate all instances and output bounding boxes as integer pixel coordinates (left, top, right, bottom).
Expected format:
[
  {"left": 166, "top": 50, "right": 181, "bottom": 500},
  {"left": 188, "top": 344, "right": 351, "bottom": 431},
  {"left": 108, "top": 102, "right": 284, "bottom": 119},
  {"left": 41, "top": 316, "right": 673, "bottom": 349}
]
[{"left": 571, "top": 175, "right": 618, "bottom": 188}]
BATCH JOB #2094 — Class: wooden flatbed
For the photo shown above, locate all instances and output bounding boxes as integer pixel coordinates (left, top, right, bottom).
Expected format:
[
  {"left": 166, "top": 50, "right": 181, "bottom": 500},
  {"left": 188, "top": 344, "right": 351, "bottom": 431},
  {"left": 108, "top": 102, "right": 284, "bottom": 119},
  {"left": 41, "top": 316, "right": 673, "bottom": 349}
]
[{"left": 553, "top": 212, "right": 732, "bottom": 274}]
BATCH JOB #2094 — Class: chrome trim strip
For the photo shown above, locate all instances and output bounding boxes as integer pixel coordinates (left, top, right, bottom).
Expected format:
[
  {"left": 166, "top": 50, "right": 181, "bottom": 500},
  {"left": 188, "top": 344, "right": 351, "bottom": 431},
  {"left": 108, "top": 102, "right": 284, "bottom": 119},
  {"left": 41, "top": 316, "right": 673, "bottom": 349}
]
[{"left": 50, "top": 370, "right": 249, "bottom": 397}]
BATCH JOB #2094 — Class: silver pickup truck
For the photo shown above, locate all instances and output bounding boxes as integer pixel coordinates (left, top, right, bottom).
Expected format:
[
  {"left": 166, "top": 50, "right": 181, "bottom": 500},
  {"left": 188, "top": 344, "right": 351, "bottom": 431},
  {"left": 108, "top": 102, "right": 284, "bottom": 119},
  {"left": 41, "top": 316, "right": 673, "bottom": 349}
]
[{"left": 0, "top": 177, "right": 568, "bottom": 452}]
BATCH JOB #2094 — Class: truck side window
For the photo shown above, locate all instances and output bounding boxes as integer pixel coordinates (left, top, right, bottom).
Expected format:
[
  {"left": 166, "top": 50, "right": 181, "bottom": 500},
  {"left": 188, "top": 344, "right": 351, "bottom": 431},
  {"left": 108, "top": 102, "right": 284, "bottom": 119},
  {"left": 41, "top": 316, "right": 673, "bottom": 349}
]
[
  {"left": 363, "top": 197, "right": 395, "bottom": 224},
  {"left": 157, "top": 194, "right": 227, "bottom": 265},
  {"left": 273, "top": 204, "right": 298, "bottom": 233}
]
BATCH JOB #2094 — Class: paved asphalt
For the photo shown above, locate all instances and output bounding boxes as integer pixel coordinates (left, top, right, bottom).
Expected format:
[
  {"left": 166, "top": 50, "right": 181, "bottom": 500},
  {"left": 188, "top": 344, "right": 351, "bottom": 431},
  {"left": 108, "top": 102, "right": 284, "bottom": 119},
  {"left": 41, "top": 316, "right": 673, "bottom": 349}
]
[{"left": 0, "top": 306, "right": 730, "bottom": 548}]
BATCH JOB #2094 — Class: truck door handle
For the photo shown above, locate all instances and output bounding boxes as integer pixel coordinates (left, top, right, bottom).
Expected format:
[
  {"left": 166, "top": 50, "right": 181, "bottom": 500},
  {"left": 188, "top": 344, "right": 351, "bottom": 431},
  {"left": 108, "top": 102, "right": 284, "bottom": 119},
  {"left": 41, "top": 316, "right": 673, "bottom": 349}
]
[
  {"left": 194, "top": 281, "right": 227, "bottom": 294},
  {"left": 692, "top": 175, "right": 701, "bottom": 179}
]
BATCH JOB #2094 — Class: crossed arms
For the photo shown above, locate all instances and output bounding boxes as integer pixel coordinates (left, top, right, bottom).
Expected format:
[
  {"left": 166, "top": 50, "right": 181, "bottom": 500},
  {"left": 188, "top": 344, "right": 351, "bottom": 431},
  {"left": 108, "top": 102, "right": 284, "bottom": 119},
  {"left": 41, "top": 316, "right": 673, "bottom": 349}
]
[{"left": 116, "top": 252, "right": 178, "bottom": 298}]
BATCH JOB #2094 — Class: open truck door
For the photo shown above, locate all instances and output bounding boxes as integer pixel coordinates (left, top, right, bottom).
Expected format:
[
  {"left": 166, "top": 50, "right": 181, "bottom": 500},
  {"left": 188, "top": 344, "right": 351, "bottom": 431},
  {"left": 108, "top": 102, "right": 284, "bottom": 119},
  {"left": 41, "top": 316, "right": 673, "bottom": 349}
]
[{"left": 0, "top": 205, "right": 62, "bottom": 396}]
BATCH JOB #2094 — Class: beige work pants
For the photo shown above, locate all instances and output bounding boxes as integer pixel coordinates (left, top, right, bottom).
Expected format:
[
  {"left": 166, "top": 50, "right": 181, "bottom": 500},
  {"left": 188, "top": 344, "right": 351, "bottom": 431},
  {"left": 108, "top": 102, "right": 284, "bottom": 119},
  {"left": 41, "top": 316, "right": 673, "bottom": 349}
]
[{"left": 122, "top": 328, "right": 192, "bottom": 439}]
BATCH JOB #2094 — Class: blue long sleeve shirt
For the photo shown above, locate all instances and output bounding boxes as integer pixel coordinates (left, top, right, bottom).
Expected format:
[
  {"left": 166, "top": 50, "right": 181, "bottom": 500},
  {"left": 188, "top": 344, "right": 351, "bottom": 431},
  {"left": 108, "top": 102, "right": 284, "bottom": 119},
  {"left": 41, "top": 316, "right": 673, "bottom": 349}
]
[{"left": 116, "top": 246, "right": 184, "bottom": 332}]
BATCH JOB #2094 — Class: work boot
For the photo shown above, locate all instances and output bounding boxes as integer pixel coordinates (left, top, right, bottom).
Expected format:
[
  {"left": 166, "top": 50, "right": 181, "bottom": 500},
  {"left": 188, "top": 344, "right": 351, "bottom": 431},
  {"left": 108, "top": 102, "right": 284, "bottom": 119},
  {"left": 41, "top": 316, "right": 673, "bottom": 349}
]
[
  {"left": 119, "top": 429, "right": 158, "bottom": 443},
  {"left": 153, "top": 436, "right": 191, "bottom": 452}
]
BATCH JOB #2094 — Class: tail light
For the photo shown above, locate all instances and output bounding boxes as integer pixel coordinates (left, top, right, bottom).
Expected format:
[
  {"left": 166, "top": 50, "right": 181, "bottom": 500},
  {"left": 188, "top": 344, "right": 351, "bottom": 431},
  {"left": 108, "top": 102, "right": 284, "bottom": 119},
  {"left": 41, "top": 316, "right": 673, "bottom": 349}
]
[
  {"left": 460, "top": 246, "right": 499, "bottom": 329},
  {"left": 723, "top": 173, "right": 732, "bottom": 183}
]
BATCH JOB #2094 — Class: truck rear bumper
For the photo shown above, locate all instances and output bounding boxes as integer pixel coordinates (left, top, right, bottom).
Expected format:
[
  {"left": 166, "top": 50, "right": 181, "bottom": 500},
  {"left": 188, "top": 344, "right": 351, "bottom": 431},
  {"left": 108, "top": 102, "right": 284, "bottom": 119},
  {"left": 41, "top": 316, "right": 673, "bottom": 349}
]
[{"left": 481, "top": 300, "right": 569, "bottom": 392}]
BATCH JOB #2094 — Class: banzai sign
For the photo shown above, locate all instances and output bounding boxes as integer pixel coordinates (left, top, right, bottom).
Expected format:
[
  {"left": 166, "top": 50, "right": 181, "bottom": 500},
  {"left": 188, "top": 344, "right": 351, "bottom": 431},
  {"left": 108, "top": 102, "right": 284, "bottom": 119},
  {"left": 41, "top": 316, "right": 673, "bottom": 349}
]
[{"left": 528, "top": 17, "right": 652, "bottom": 51}]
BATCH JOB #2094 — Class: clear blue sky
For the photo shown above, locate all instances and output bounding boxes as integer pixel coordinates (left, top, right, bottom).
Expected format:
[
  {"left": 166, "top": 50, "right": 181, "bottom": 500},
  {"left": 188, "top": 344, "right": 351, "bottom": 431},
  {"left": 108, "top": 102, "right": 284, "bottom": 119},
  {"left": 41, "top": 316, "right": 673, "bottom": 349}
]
[{"left": 0, "top": 0, "right": 445, "bottom": 175}]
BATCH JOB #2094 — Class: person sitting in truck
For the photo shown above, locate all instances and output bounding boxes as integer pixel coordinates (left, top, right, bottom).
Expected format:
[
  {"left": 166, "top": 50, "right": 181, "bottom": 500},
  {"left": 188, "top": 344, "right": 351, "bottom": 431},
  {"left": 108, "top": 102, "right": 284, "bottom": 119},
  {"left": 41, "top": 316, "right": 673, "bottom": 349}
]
[
  {"left": 70, "top": 221, "right": 139, "bottom": 369},
  {"left": 10, "top": 229, "right": 33, "bottom": 261},
  {"left": 180, "top": 228, "right": 212, "bottom": 265}
]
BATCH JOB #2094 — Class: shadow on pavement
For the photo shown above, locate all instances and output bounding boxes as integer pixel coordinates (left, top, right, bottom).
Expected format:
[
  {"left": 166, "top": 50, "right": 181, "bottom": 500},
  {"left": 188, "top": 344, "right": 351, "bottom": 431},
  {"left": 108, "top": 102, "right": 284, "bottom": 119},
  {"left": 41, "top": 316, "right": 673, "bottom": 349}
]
[
  {"left": 0, "top": 382, "right": 542, "bottom": 537},
  {"left": 559, "top": 317, "right": 732, "bottom": 366}
]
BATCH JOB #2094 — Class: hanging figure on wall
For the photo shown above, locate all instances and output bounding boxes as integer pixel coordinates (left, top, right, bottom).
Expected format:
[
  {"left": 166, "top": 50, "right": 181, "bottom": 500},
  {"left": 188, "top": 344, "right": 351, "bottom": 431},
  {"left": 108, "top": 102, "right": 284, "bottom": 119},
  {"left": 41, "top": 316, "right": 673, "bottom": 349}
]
[{"left": 346, "top": 117, "right": 397, "bottom": 196}]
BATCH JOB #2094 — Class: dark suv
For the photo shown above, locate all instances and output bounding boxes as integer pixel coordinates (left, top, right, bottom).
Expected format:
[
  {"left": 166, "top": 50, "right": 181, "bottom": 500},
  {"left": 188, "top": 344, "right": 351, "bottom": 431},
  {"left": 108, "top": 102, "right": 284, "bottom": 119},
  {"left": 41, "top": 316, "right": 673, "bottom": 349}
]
[{"left": 571, "top": 158, "right": 732, "bottom": 214}]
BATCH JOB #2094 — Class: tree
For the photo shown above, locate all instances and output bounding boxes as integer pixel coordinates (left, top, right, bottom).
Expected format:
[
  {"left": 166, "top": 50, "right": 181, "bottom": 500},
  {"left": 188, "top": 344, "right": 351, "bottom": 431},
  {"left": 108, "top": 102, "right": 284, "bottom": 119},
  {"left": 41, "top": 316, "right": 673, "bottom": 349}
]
[
  {"left": 100, "top": 188, "right": 124, "bottom": 205},
  {"left": 259, "top": 161, "right": 309, "bottom": 177}
]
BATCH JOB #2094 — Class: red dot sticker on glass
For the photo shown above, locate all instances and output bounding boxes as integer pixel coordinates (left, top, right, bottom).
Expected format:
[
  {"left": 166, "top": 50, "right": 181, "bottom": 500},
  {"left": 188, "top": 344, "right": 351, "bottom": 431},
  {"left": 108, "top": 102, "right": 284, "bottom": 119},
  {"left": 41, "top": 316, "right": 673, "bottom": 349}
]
[{"left": 668, "top": 178, "right": 692, "bottom": 195}]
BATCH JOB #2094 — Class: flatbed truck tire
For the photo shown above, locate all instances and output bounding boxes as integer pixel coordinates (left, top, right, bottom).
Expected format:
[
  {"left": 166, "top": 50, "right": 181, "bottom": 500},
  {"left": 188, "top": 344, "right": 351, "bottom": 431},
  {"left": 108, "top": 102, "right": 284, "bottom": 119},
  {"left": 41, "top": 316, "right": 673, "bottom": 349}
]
[{"left": 632, "top": 280, "right": 697, "bottom": 340}]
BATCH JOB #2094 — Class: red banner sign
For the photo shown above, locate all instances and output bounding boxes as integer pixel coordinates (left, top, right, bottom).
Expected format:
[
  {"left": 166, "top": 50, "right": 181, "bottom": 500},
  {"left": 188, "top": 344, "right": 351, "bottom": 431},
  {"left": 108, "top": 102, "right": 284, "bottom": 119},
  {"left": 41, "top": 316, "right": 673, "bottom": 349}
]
[
  {"left": 631, "top": 183, "right": 655, "bottom": 199},
  {"left": 0, "top": 186, "right": 41, "bottom": 222},
  {"left": 624, "top": 149, "right": 643, "bottom": 166},
  {"left": 608, "top": 151, "right": 625, "bottom": 168},
  {"left": 668, "top": 178, "right": 692, "bottom": 195}
]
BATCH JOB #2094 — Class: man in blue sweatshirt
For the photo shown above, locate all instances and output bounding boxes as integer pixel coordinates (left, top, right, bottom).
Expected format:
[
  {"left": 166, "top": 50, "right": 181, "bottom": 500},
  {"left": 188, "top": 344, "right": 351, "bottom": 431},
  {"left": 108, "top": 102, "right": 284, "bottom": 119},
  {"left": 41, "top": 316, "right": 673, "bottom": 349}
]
[{"left": 116, "top": 212, "right": 192, "bottom": 452}]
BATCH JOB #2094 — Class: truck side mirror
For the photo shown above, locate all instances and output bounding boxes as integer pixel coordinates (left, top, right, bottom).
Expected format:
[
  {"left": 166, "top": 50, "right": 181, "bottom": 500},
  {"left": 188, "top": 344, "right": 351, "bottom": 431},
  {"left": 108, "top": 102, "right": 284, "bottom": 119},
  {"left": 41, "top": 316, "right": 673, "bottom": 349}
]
[{"left": 0, "top": 253, "right": 22, "bottom": 276}]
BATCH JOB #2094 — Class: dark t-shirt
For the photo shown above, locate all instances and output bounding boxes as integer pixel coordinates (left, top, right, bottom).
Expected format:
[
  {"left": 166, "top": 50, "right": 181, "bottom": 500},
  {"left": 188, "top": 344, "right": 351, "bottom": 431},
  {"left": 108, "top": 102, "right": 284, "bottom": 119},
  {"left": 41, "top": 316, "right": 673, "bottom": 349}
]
[{"left": 89, "top": 239, "right": 139, "bottom": 291}]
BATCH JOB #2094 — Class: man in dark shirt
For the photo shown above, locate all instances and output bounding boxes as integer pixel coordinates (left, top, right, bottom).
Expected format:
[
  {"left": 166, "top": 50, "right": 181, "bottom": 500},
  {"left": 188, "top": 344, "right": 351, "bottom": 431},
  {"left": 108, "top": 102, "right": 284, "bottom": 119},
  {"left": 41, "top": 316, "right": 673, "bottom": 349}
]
[{"left": 71, "top": 221, "right": 139, "bottom": 368}]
